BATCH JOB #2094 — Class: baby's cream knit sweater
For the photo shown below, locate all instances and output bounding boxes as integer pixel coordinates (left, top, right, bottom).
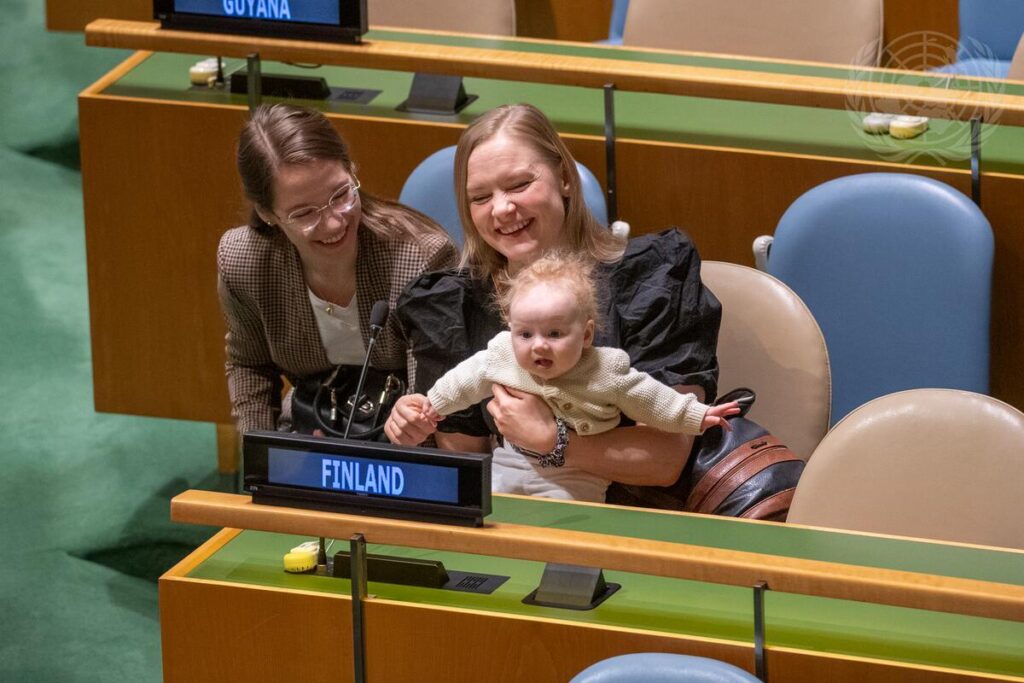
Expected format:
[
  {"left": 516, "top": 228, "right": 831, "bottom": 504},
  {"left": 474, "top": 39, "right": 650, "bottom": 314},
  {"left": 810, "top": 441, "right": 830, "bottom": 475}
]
[{"left": 427, "top": 331, "right": 709, "bottom": 436}]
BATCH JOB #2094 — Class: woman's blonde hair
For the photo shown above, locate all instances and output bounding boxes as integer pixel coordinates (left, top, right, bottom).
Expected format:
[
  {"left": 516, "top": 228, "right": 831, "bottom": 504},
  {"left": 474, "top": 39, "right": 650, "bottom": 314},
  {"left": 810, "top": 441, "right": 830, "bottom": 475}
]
[
  {"left": 454, "top": 103, "right": 624, "bottom": 279},
  {"left": 237, "top": 103, "right": 445, "bottom": 243},
  {"left": 497, "top": 251, "right": 600, "bottom": 326}
]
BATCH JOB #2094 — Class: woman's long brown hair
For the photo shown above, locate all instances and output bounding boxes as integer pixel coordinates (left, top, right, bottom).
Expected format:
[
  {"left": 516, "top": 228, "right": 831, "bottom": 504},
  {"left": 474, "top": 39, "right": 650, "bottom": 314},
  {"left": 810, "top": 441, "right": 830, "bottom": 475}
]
[{"left": 236, "top": 103, "right": 446, "bottom": 243}]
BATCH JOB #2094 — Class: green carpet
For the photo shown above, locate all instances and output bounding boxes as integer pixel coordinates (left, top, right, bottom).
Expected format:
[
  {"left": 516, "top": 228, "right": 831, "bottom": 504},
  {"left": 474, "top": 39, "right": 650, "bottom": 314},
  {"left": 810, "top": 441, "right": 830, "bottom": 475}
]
[{"left": 0, "top": 6, "right": 224, "bottom": 681}]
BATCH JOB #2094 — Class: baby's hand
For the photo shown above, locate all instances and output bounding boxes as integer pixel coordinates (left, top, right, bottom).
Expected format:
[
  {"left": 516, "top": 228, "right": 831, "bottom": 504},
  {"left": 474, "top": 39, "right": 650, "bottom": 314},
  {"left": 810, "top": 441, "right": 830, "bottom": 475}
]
[
  {"left": 421, "top": 401, "right": 443, "bottom": 425},
  {"left": 406, "top": 395, "right": 443, "bottom": 434},
  {"left": 700, "top": 401, "right": 742, "bottom": 432}
]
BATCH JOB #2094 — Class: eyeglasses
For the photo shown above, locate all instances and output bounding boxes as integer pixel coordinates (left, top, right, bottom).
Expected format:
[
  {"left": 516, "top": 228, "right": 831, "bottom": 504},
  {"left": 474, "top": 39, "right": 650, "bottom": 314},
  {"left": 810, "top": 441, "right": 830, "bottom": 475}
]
[{"left": 283, "top": 178, "right": 361, "bottom": 233}]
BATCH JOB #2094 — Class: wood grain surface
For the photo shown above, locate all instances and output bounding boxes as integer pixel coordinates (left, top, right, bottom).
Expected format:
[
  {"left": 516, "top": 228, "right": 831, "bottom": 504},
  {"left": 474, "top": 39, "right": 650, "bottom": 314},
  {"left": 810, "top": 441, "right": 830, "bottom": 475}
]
[
  {"left": 84, "top": 20, "right": 1024, "bottom": 125},
  {"left": 169, "top": 490, "right": 1024, "bottom": 623}
]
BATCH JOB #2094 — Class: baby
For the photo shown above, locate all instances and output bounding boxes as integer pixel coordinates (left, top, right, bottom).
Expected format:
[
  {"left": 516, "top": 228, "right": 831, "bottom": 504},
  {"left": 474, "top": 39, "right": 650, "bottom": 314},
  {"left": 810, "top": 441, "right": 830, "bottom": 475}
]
[{"left": 408, "top": 253, "right": 739, "bottom": 502}]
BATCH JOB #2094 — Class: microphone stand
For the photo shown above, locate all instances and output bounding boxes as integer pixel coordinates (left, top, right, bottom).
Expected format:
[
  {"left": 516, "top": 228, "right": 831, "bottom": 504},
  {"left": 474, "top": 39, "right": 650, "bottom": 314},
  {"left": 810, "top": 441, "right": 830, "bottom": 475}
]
[
  {"left": 344, "top": 301, "right": 388, "bottom": 439},
  {"left": 343, "top": 335, "right": 379, "bottom": 439},
  {"left": 329, "top": 302, "right": 386, "bottom": 579}
]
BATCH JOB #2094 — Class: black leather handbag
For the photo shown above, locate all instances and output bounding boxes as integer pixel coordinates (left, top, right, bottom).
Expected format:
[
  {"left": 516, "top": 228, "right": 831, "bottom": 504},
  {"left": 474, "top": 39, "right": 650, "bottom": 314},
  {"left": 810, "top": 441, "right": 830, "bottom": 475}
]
[
  {"left": 606, "top": 388, "right": 804, "bottom": 521},
  {"left": 683, "top": 388, "right": 804, "bottom": 520},
  {"left": 290, "top": 365, "right": 405, "bottom": 440}
]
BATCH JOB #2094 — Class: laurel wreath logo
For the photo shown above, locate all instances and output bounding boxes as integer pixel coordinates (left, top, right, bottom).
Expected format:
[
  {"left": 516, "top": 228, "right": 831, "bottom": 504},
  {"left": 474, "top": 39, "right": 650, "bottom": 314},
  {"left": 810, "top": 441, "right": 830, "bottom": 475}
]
[{"left": 844, "top": 31, "right": 1004, "bottom": 165}]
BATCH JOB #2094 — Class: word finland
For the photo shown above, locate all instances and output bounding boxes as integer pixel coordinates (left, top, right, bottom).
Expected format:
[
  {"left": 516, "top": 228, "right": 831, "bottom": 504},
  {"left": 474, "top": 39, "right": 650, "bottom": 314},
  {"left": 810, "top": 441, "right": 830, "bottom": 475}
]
[
  {"left": 222, "top": 0, "right": 292, "bottom": 19},
  {"left": 322, "top": 458, "right": 406, "bottom": 496}
]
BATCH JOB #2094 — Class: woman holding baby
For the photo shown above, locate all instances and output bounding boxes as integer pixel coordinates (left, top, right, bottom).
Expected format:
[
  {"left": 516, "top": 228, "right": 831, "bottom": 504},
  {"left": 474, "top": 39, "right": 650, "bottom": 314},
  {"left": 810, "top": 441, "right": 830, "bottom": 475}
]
[{"left": 385, "top": 103, "right": 724, "bottom": 505}]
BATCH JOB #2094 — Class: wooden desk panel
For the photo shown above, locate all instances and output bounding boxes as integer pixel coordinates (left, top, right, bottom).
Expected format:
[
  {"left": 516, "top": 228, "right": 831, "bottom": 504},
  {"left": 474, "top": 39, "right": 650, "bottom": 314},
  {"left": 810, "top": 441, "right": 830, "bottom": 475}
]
[
  {"left": 86, "top": 21, "right": 1024, "bottom": 126},
  {"left": 516, "top": 0, "right": 614, "bottom": 42},
  {"left": 47, "top": 0, "right": 149, "bottom": 32},
  {"left": 171, "top": 490, "right": 1024, "bottom": 622},
  {"left": 883, "top": 0, "right": 960, "bottom": 69},
  {"left": 163, "top": 573, "right": 1016, "bottom": 683},
  {"left": 159, "top": 498, "right": 1024, "bottom": 682},
  {"left": 80, "top": 96, "right": 244, "bottom": 422}
]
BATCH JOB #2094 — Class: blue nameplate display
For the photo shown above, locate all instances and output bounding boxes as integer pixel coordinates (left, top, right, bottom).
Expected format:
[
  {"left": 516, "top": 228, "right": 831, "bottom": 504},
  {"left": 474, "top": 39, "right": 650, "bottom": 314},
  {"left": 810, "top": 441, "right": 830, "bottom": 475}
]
[
  {"left": 154, "top": 0, "right": 367, "bottom": 43},
  {"left": 268, "top": 448, "right": 460, "bottom": 503},
  {"left": 244, "top": 432, "right": 491, "bottom": 526},
  {"left": 174, "top": 0, "right": 338, "bottom": 24}
]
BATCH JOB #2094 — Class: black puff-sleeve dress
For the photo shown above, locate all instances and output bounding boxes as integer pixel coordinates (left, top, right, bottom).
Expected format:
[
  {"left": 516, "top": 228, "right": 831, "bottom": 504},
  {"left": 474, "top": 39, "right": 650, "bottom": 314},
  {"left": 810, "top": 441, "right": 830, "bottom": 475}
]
[{"left": 396, "top": 228, "right": 722, "bottom": 500}]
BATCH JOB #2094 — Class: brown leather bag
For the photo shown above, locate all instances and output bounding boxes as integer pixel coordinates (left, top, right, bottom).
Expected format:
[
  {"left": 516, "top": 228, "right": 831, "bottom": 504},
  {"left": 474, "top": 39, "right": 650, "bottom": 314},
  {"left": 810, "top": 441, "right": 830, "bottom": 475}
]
[
  {"left": 606, "top": 388, "right": 804, "bottom": 521},
  {"left": 683, "top": 388, "right": 804, "bottom": 521}
]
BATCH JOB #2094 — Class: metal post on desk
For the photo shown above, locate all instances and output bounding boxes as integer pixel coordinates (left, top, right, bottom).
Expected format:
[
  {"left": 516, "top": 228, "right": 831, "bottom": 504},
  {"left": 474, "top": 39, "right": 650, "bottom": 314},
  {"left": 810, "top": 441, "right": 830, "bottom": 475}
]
[
  {"left": 753, "top": 580, "right": 769, "bottom": 682},
  {"left": 350, "top": 533, "right": 368, "bottom": 683},
  {"left": 970, "top": 115, "right": 983, "bottom": 207},
  {"left": 247, "top": 53, "right": 262, "bottom": 112},
  {"left": 603, "top": 83, "right": 618, "bottom": 224}
]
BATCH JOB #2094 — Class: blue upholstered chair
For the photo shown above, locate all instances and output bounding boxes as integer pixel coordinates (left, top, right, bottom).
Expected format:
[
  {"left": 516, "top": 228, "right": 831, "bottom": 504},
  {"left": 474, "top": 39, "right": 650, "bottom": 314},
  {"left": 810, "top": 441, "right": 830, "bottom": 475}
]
[
  {"left": 935, "top": 0, "right": 1024, "bottom": 78},
  {"left": 570, "top": 653, "right": 761, "bottom": 683},
  {"left": 601, "top": 0, "right": 629, "bottom": 45},
  {"left": 753, "top": 173, "right": 993, "bottom": 424},
  {"left": 398, "top": 145, "right": 608, "bottom": 247}
]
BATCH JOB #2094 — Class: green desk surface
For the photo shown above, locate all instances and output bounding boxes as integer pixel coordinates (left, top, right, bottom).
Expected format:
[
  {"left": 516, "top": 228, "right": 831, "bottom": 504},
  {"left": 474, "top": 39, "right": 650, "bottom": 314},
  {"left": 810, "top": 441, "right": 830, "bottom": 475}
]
[
  {"left": 98, "top": 53, "right": 1024, "bottom": 175},
  {"left": 186, "top": 496, "right": 1024, "bottom": 678}
]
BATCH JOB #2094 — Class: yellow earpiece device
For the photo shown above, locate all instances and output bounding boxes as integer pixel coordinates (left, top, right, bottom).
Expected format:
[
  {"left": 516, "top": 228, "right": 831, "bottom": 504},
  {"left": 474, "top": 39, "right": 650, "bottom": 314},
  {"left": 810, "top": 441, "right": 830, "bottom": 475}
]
[{"left": 283, "top": 549, "right": 318, "bottom": 573}]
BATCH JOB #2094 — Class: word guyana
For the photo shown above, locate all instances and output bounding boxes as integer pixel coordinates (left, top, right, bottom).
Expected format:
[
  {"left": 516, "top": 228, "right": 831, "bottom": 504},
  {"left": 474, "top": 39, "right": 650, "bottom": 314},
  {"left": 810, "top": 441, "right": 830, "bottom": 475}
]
[
  {"left": 322, "top": 458, "right": 405, "bottom": 496},
  {"left": 222, "top": 0, "right": 292, "bottom": 19}
]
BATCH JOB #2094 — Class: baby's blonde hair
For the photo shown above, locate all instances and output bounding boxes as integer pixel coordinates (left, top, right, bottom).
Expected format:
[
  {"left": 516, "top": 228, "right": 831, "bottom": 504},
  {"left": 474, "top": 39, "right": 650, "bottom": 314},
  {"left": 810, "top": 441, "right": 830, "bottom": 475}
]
[{"left": 498, "top": 252, "right": 599, "bottom": 325}]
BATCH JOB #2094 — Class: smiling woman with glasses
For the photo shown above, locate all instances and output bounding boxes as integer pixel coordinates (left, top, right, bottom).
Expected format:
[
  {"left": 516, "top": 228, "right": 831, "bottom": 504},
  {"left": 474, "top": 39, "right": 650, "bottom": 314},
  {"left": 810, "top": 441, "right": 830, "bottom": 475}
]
[{"left": 217, "top": 104, "right": 458, "bottom": 435}]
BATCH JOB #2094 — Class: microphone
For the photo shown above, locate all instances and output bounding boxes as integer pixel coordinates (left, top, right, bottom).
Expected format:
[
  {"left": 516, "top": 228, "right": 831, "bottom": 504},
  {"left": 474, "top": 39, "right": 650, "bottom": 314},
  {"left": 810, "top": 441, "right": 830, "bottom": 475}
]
[
  {"left": 368, "top": 299, "right": 389, "bottom": 335},
  {"left": 344, "top": 300, "right": 390, "bottom": 438}
]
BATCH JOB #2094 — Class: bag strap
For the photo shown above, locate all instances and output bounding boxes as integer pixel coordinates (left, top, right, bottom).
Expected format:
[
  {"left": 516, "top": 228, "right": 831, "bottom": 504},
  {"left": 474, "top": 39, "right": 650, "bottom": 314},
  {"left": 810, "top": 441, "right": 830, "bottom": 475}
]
[
  {"left": 692, "top": 447, "right": 799, "bottom": 514},
  {"left": 685, "top": 434, "right": 785, "bottom": 510},
  {"left": 714, "top": 387, "right": 756, "bottom": 417},
  {"left": 687, "top": 437, "right": 799, "bottom": 514},
  {"left": 740, "top": 489, "right": 796, "bottom": 521},
  {"left": 312, "top": 364, "right": 347, "bottom": 437}
]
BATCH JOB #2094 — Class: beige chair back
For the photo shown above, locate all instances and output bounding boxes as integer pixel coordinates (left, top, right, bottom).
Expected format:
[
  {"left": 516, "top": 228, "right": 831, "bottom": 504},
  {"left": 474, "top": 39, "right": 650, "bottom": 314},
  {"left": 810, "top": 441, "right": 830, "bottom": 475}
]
[
  {"left": 701, "top": 261, "right": 830, "bottom": 460},
  {"left": 1008, "top": 33, "right": 1024, "bottom": 80},
  {"left": 622, "top": 0, "right": 883, "bottom": 66},
  {"left": 788, "top": 389, "right": 1024, "bottom": 550},
  {"left": 369, "top": 0, "right": 515, "bottom": 35}
]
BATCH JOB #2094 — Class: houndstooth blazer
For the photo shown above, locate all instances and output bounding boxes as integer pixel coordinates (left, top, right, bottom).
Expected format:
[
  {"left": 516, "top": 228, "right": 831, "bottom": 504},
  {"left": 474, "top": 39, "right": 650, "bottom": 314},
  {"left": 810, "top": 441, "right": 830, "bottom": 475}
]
[{"left": 217, "top": 224, "right": 458, "bottom": 433}]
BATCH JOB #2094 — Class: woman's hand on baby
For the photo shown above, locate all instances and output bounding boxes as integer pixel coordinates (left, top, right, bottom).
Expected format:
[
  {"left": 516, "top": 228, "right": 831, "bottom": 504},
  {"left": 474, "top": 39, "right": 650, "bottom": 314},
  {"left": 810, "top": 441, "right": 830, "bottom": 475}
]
[
  {"left": 489, "top": 384, "right": 558, "bottom": 453},
  {"left": 385, "top": 393, "right": 441, "bottom": 445},
  {"left": 700, "top": 401, "right": 742, "bottom": 432}
]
